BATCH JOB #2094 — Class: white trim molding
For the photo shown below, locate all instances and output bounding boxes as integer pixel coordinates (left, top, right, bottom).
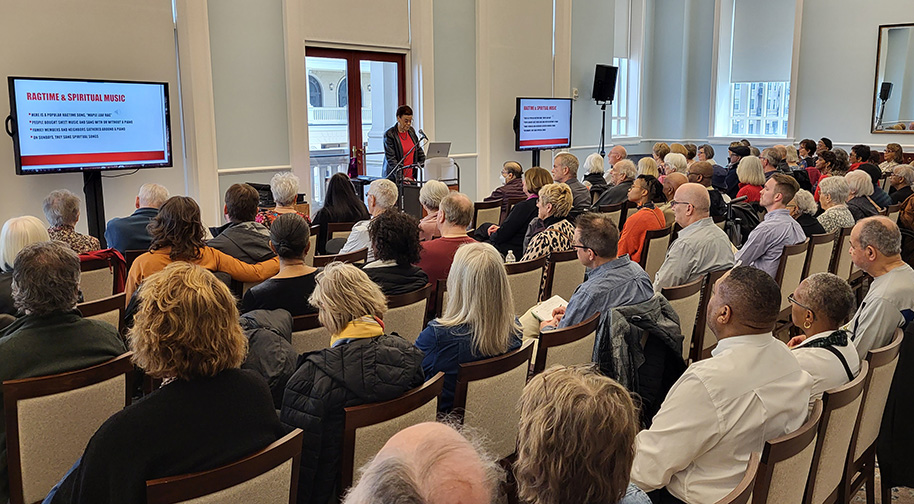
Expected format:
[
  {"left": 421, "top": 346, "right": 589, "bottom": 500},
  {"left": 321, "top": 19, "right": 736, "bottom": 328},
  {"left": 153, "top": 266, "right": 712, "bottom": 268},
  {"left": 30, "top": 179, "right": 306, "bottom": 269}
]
[{"left": 217, "top": 165, "right": 293, "bottom": 175}]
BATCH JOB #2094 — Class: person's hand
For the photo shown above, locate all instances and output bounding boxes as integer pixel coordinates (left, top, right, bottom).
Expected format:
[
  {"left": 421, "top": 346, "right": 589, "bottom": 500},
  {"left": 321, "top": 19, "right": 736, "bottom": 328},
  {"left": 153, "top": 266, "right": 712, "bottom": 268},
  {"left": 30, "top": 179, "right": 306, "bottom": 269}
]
[
  {"left": 487, "top": 225, "right": 499, "bottom": 236},
  {"left": 551, "top": 306, "right": 566, "bottom": 319},
  {"left": 787, "top": 334, "right": 808, "bottom": 348},
  {"left": 540, "top": 318, "right": 557, "bottom": 330}
]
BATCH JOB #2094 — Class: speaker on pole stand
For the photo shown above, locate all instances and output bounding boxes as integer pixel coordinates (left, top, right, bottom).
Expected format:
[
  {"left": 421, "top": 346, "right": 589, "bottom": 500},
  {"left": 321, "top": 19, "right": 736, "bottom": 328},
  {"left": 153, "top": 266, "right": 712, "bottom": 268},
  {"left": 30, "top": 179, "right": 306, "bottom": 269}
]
[{"left": 593, "top": 64, "right": 618, "bottom": 156}]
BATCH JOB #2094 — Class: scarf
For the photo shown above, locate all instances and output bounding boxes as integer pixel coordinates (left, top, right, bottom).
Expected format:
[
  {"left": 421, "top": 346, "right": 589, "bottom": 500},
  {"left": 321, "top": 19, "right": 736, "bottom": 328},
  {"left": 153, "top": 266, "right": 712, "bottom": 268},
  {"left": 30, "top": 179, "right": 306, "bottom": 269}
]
[{"left": 330, "top": 315, "right": 385, "bottom": 347}]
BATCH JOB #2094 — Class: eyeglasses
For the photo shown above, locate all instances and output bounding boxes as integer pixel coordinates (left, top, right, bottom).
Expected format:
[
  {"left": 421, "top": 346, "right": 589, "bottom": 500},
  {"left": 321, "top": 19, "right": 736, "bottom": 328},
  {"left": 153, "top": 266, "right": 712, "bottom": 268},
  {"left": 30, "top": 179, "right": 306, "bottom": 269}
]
[
  {"left": 787, "top": 293, "right": 814, "bottom": 313},
  {"left": 669, "top": 200, "right": 692, "bottom": 208},
  {"left": 571, "top": 243, "right": 590, "bottom": 251}
]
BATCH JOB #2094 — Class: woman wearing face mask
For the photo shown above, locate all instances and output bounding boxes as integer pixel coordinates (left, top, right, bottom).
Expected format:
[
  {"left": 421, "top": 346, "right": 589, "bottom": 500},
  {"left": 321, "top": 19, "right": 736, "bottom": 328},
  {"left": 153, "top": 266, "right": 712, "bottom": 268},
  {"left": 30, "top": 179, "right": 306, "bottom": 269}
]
[{"left": 484, "top": 161, "right": 527, "bottom": 220}]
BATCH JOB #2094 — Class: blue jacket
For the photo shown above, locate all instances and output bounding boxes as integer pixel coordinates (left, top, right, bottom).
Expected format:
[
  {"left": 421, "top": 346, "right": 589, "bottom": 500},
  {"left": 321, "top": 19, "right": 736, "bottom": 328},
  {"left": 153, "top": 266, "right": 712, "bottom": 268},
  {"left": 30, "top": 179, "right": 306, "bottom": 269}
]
[{"left": 104, "top": 207, "right": 159, "bottom": 255}]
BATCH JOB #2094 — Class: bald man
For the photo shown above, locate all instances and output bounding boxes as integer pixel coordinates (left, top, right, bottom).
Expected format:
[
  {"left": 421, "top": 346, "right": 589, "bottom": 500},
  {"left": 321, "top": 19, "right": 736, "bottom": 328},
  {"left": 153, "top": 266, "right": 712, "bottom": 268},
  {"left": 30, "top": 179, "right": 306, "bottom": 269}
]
[
  {"left": 686, "top": 161, "right": 727, "bottom": 217},
  {"left": 342, "top": 422, "right": 498, "bottom": 504},
  {"left": 607, "top": 145, "right": 627, "bottom": 168},
  {"left": 658, "top": 172, "right": 688, "bottom": 226},
  {"left": 632, "top": 267, "right": 812, "bottom": 503},
  {"left": 653, "top": 183, "right": 734, "bottom": 292}
]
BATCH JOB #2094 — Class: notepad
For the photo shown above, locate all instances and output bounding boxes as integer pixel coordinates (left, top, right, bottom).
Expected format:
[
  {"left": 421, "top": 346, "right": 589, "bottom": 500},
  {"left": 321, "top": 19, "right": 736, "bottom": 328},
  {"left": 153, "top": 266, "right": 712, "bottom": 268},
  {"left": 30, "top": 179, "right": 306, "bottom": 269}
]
[{"left": 532, "top": 295, "right": 568, "bottom": 322}]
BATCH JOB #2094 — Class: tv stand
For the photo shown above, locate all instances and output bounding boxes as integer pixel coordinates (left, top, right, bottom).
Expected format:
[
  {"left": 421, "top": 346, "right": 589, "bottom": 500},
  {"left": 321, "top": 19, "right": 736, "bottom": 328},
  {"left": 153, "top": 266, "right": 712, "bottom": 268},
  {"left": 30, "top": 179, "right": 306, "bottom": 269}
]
[{"left": 82, "top": 171, "right": 108, "bottom": 249}]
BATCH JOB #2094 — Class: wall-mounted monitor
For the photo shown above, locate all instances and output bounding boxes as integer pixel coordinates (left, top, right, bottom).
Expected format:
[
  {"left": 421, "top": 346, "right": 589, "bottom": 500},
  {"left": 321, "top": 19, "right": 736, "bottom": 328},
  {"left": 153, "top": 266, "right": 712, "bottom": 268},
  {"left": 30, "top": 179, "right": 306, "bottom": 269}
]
[
  {"left": 7, "top": 76, "right": 172, "bottom": 175},
  {"left": 515, "top": 97, "right": 573, "bottom": 151}
]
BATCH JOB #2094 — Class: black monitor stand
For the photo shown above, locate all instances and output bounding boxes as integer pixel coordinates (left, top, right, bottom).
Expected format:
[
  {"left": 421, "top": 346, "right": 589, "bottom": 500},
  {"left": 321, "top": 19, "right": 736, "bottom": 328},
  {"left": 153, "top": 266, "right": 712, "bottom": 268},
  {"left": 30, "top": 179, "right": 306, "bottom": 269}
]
[
  {"left": 82, "top": 171, "right": 108, "bottom": 249},
  {"left": 532, "top": 150, "right": 540, "bottom": 168}
]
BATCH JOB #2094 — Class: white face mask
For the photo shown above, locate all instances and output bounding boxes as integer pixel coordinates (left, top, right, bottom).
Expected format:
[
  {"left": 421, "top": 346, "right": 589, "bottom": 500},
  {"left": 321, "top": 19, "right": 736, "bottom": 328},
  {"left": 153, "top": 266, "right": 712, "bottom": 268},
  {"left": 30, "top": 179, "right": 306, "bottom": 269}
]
[{"left": 499, "top": 175, "right": 506, "bottom": 185}]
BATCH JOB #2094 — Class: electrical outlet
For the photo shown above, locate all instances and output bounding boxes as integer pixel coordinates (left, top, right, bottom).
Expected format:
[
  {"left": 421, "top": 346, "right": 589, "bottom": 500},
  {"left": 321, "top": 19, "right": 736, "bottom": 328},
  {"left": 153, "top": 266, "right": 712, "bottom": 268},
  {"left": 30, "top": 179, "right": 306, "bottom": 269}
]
[{"left": 572, "top": 88, "right": 579, "bottom": 100}]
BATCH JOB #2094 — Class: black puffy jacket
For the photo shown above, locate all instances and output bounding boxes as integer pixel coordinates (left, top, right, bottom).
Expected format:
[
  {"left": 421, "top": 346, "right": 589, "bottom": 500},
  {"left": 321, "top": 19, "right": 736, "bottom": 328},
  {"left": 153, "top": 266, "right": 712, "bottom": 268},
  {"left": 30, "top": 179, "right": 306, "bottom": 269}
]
[
  {"left": 240, "top": 309, "right": 297, "bottom": 408},
  {"left": 280, "top": 334, "right": 425, "bottom": 504}
]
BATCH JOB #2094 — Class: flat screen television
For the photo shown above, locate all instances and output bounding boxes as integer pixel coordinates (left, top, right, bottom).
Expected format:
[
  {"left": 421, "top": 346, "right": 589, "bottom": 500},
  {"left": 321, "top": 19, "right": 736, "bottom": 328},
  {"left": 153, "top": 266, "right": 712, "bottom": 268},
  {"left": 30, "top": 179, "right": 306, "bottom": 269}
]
[
  {"left": 515, "top": 97, "right": 573, "bottom": 151},
  {"left": 7, "top": 76, "right": 172, "bottom": 175}
]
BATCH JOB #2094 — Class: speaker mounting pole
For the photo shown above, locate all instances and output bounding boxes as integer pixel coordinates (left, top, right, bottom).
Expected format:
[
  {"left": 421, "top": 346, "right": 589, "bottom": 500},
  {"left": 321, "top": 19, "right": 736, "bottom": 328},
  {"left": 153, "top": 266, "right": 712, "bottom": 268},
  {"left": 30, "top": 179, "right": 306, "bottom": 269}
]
[{"left": 598, "top": 102, "right": 608, "bottom": 157}]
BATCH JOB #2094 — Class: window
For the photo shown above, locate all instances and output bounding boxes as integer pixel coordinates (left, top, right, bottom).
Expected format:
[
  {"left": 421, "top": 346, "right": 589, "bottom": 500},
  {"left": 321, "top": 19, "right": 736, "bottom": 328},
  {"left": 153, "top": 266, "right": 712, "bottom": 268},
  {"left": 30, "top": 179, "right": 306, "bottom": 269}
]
[
  {"left": 308, "top": 75, "right": 323, "bottom": 108},
  {"left": 728, "top": 81, "right": 789, "bottom": 137},
  {"left": 610, "top": 57, "right": 630, "bottom": 137},
  {"left": 338, "top": 76, "right": 348, "bottom": 108}
]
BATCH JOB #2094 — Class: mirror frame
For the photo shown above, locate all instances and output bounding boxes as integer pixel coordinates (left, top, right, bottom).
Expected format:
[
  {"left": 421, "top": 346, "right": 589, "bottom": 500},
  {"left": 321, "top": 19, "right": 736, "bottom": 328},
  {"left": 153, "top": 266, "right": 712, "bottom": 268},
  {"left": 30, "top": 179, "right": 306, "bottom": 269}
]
[{"left": 872, "top": 22, "right": 914, "bottom": 134}]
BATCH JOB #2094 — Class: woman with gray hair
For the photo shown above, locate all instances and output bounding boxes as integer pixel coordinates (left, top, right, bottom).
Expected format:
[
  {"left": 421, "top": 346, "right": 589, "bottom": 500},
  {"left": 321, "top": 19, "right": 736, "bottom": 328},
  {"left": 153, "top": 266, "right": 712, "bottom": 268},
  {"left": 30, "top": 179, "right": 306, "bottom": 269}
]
[
  {"left": 817, "top": 176, "right": 855, "bottom": 234},
  {"left": 787, "top": 189, "right": 826, "bottom": 237},
  {"left": 845, "top": 170, "right": 882, "bottom": 221},
  {"left": 787, "top": 272, "right": 860, "bottom": 403},
  {"left": 255, "top": 171, "right": 310, "bottom": 229},
  {"left": 417, "top": 179, "right": 450, "bottom": 241},
  {"left": 582, "top": 153, "right": 608, "bottom": 196},
  {"left": 42, "top": 189, "right": 100, "bottom": 254}
]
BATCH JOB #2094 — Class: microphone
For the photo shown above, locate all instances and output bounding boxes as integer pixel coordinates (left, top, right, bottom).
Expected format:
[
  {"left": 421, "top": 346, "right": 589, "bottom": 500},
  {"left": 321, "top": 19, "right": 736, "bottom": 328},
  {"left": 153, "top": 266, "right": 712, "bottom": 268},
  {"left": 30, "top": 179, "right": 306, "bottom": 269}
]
[{"left": 418, "top": 129, "right": 427, "bottom": 140}]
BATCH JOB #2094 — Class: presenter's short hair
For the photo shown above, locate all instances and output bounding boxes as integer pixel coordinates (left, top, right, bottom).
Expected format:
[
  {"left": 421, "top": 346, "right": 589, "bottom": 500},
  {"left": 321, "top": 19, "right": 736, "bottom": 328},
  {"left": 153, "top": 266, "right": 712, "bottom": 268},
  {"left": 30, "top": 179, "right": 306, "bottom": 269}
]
[{"left": 396, "top": 105, "right": 413, "bottom": 117}]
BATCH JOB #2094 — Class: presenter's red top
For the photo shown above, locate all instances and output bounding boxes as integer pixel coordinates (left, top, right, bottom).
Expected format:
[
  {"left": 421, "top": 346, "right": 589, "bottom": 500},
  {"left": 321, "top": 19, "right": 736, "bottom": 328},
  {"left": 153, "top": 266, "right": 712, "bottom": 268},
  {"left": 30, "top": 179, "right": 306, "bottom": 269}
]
[{"left": 398, "top": 130, "right": 415, "bottom": 179}]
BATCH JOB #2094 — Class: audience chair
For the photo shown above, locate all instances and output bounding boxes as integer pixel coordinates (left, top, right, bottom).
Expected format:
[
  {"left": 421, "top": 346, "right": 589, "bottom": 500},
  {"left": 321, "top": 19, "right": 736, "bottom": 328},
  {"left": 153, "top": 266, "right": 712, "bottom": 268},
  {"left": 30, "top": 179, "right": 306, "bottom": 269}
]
[
  {"left": 775, "top": 239, "right": 810, "bottom": 323},
  {"left": 803, "top": 361, "right": 869, "bottom": 504},
  {"left": 312, "top": 247, "right": 368, "bottom": 268},
  {"left": 79, "top": 257, "right": 118, "bottom": 302},
  {"left": 638, "top": 225, "right": 674, "bottom": 282},
  {"left": 886, "top": 203, "right": 901, "bottom": 225},
  {"left": 384, "top": 284, "right": 432, "bottom": 344},
  {"left": 326, "top": 222, "right": 356, "bottom": 242},
  {"left": 752, "top": 399, "right": 824, "bottom": 504},
  {"left": 304, "top": 224, "right": 319, "bottom": 267},
  {"left": 472, "top": 200, "right": 502, "bottom": 230},
  {"left": 713, "top": 214, "right": 727, "bottom": 231},
  {"left": 434, "top": 278, "right": 448, "bottom": 319},
  {"left": 660, "top": 277, "right": 704, "bottom": 364},
  {"left": 715, "top": 452, "right": 760, "bottom": 504},
  {"left": 340, "top": 372, "right": 445, "bottom": 489},
  {"left": 505, "top": 255, "right": 548, "bottom": 317},
  {"left": 695, "top": 269, "right": 730, "bottom": 360},
  {"left": 77, "top": 292, "right": 127, "bottom": 336},
  {"left": 452, "top": 340, "right": 535, "bottom": 459},
  {"left": 505, "top": 197, "right": 526, "bottom": 220},
  {"left": 540, "top": 249, "right": 586, "bottom": 301},
  {"left": 124, "top": 249, "right": 146, "bottom": 274},
  {"left": 4, "top": 352, "right": 134, "bottom": 504},
  {"left": 531, "top": 313, "right": 599, "bottom": 374},
  {"left": 830, "top": 228, "right": 854, "bottom": 279},
  {"left": 290, "top": 314, "right": 330, "bottom": 354},
  {"left": 841, "top": 329, "right": 903, "bottom": 504},
  {"left": 146, "top": 429, "right": 304, "bottom": 504},
  {"left": 625, "top": 201, "right": 639, "bottom": 228},
  {"left": 802, "top": 232, "right": 838, "bottom": 279},
  {"left": 598, "top": 201, "right": 628, "bottom": 231}
]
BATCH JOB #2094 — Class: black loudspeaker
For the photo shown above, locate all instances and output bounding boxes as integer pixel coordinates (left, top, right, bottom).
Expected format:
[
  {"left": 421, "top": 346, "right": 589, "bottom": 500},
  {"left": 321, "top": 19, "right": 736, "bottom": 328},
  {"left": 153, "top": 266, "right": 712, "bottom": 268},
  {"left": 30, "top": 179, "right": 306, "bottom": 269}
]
[
  {"left": 880, "top": 82, "right": 894, "bottom": 101},
  {"left": 592, "top": 64, "right": 619, "bottom": 102}
]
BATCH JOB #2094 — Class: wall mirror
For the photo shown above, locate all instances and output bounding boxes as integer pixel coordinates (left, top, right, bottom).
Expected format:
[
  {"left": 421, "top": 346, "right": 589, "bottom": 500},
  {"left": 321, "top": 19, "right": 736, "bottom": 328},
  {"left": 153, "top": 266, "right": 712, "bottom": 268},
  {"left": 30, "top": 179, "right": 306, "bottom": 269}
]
[{"left": 873, "top": 23, "right": 914, "bottom": 133}]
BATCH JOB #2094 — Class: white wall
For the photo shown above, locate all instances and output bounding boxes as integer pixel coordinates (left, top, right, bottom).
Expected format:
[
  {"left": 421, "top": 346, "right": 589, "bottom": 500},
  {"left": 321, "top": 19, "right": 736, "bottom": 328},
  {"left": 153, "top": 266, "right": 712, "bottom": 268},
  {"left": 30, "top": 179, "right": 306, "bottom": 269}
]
[{"left": 0, "top": 0, "right": 186, "bottom": 235}]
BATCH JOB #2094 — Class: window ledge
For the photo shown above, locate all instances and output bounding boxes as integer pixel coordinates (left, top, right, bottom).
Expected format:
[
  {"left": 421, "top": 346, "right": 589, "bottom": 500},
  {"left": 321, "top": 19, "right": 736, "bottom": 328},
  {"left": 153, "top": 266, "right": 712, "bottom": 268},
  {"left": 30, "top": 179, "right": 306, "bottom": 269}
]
[{"left": 707, "top": 136, "right": 796, "bottom": 145}]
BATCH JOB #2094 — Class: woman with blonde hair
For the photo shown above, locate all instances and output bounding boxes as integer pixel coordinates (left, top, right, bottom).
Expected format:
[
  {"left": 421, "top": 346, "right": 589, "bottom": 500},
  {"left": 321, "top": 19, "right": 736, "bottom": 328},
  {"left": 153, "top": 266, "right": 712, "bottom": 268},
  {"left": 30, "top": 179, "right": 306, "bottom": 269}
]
[
  {"left": 880, "top": 143, "right": 904, "bottom": 173},
  {"left": 255, "top": 171, "right": 311, "bottom": 229},
  {"left": 521, "top": 183, "right": 575, "bottom": 262},
  {"left": 515, "top": 365, "right": 650, "bottom": 504},
  {"left": 0, "top": 216, "right": 50, "bottom": 315},
  {"left": 638, "top": 157, "right": 659, "bottom": 178},
  {"left": 47, "top": 262, "right": 286, "bottom": 503},
  {"left": 652, "top": 142, "right": 670, "bottom": 163},
  {"left": 415, "top": 242, "right": 522, "bottom": 411},
  {"left": 282, "top": 262, "right": 425, "bottom": 504},
  {"left": 735, "top": 156, "right": 766, "bottom": 203},
  {"left": 484, "top": 166, "right": 552, "bottom": 259}
]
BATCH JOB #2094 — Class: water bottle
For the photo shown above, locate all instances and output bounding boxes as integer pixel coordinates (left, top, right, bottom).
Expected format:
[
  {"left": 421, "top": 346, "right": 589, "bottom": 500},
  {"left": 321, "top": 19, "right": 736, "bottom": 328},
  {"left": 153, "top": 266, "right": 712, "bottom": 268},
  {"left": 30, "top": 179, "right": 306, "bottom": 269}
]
[{"left": 505, "top": 250, "right": 516, "bottom": 263}]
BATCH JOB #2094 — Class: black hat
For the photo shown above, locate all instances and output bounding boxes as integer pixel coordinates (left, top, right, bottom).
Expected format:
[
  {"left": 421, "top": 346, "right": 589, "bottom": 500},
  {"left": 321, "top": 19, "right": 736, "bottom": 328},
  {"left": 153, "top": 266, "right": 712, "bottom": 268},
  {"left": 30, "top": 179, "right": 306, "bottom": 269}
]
[{"left": 729, "top": 145, "right": 751, "bottom": 157}]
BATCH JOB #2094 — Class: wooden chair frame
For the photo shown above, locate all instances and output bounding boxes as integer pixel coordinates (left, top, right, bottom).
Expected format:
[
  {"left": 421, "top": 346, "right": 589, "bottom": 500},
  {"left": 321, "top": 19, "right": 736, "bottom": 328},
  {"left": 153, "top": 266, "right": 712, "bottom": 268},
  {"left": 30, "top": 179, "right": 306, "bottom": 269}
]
[
  {"left": 434, "top": 279, "right": 449, "bottom": 319},
  {"left": 291, "top": 313, "right": 321, "bottom": 332},
  {"left": 451, "top": 340, "right": 535, "bottom": 421},
  {"left": 540, "top": 249, "right": 580, "bottom": 301},
  {"left": 341, "top": 372, "right": 445, "bottom": 489},
  {"left": 312, "top": 247, "right": 368, "bottom": 267},
  {"left": 531, "top": 313, "right": 600, "bottom": 374},
  {"left": 473, "top": 200, "right": 502, "bottom": 229},
  {"left": 326, "top": 222, "right": 357, "bottom": 240},
  {"left": 505, "top": 255, "right": 548, "bottom": 314},
  {"left": 752, "top": 400, "right": 823, "bottom": 504},
  {"left": 801, "top": 232, "right": 838, "bottom": 279},
  {"left": 505, "top": 197, "right": 526, "bottom": 221},
  {"left": 638, "top": 225, "right": 674, "bottom": 280},
  {"left": 79, "top": 257, "right": 119, "bottom": 298},
  {"left": 386, "top": 283, "right": 433, "bottom": 333},
  {"left": 123, "top": 249, "right": 146, "bottom": 274},
  {"left": 4, "top": 352, "right": 135, "bottom": 504},
  {"left": 775, "top": 238, "right": 811, "bottom": 322},
  {"left": 598, "top": 201, "right": 628, "bottom": 231},
  {"left": 146, "top": 429, "right": 304, "bottom": 504},
  {"left": 695, "top": 269, "right": 730, "bottom": 360},
  {"left": 715, "top": 452, "right": 760, "bottom": 504},
  {"left": 829, "top": 227, "right": 853, "bottom": 277},
  {"left": 77, "top": 292, "right": 127, "bottom": 336},
  {"left": 304, "top": 224, "right": 320, "bottom": 266},
  {"left": 660, "top": 276, "right": 705, "bottom": 364}
]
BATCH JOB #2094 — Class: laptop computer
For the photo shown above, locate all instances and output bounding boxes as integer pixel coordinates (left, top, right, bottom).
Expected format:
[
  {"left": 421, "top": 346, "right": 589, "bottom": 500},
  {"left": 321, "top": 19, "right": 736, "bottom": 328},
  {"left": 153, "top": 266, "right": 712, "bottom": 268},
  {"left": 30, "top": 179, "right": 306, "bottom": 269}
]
[{"left": 425, "top": 142, "right": 451, "bottom": 159}]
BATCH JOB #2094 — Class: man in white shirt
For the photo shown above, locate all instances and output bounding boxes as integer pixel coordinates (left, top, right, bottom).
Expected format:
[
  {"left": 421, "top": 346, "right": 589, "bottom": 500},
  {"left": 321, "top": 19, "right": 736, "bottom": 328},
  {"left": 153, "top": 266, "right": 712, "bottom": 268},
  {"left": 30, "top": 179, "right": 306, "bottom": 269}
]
[
  {"left": 653, "top": 183, "right": 734, "bottom": 291},
  {"left": 338, "top": 178, "right": 399, "bottom": 263},
  {"left": 631, "top": 266, "right": 812, "bottom": 503}
]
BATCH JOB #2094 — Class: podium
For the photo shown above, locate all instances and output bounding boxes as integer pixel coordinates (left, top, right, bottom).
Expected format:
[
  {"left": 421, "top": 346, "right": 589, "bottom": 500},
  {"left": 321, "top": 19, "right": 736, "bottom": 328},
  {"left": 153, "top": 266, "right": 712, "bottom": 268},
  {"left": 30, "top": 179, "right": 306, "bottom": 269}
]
[{"left": 353, "top": 157, "right": 460, "bottom": 219}]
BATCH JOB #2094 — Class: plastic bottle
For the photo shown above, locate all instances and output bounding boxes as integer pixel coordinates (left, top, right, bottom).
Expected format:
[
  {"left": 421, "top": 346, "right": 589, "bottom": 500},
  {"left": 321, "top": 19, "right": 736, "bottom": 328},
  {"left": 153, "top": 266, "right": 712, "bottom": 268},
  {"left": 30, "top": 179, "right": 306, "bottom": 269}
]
[{"left": 505, "top": 250, "right": 516, "bottom": 263}]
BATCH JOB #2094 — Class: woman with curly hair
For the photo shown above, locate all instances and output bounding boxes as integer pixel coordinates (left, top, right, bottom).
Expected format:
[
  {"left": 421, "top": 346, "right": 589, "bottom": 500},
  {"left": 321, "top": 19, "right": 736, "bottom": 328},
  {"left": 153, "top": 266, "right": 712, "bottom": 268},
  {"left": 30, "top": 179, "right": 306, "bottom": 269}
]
[
  {"left": 617, "top": 174, "right": 666, "bottom": 263},
  {"left": 47, "top": 262, "right": 286, "bottom": 503},
  {"left": 362, "top": 210, "right": 428, "bottom": 295},
  {"left": 125, "top": 196, "right": 279, "bottom": 301},
  {"left": 515, "top": 365, "right": 649, "bottom": 504}
]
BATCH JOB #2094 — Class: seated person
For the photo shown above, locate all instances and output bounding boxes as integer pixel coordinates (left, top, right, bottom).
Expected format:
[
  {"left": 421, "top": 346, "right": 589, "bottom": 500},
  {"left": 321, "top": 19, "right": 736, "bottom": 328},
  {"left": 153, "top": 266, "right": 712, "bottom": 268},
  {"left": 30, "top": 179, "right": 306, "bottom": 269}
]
[
  {"left": 43, "top": 189, "right": 100, "bottom": 254},
  {"left": 551, "top": 153, "right": 590, "bottom": 214},
  {"left": 617, "top": 175, "right": 666, "bottom": 264},
  {"left": 339, "top": 179, "right": 399, "bottom": 262},
  {"left": 787, "top": 273, "right": 860, "bottom": 403},
  {"left": 342, "top": 422, "right": 500, "bottom": 504},
  {"left": 483, "top": 161, "right": 526, "bottom": 218},
  {"left": 631, "top": 267, "right": 812, "bottom": 503},
  {"left": 362, "top": 210, "right": 428, "bottom": 295},
  {"left": 816, "top": 176, "right": 855, "bottom": 234},
  {"left": 521, "top": 183, "right": 575, "bottom": 262},
  {"left": 482, "top": 166, "right": 551, "bottom": 259},
  {"left": 735, "top": 156, "right": 765, "bottom": 203},
  {"left": 418, "top": 192, "right": 476, "bottom": 309},
  {"left": 533, "top": 213, "right": 653, "bottom": 337},
  {"left": 637, "top": 157, "right": 659, "bottom": 178},
  {"left": 415, "top": 242, "right": 522, "bottom": 411},
  {"left": 282, "top": 263, "right": 425, "bottom": 504},
  {"left": 255, "top": 171, "right": 311, "bottom": 229},
  {"left": 653, "top": 183, "right": 734, "bottom": 291},
  {"left": 0, "top": 241, "right": 126, "bottom": 502},
  {"left": 516, "top": 365, "right": 651, "bottom": 504},
  {"left": 657, "top": 173, "right": 688, "bottom": 225},
  {"left": 685, "top": 161, "right": 727, "bottom": 218},
  {"left": 880, "top": 143, "right": 904, "bottom": 173},
  {"left": 592, "top": 159, "right": 637, "bottom": 210},
  {"left": 845, "top": 170, "right": 882, "bottom": 221},
  {"left": 47, "top": 262, "right": 285, "bottom": 503},
  {"left": 417, "top": 180, "right": 450, "bottom": 242},
  {"left": 311, "top": 173, "right": 370, "bottom": 253},
  {"left": 208, "top": 183, "right": 275, "bottom": 264},
  {"left": 889, "top": 164, "right": 914, "bottom": 204},
  {"left": 104, "top": 183, "right": 169, "bottom": 255},
  {"left": 0, "top": 216, "right": 49, "bottom": 316},
  {"left": 126, "top": 196, "right": 279, "bottom": 301},
  {"left": 858, "top": 163, "right": 893, "bottom": 209},
  {"left": 787, "top": 189, "right": 826, "bottom": 237},
  {"left": 734, "top": 174, "right": 806, "bottom": 278},
  {"left": 581, "top": 153, "right": 608, "bottom": 196},
  {"left": 241, "top": 213, "right": 318, "bottom": 316}
]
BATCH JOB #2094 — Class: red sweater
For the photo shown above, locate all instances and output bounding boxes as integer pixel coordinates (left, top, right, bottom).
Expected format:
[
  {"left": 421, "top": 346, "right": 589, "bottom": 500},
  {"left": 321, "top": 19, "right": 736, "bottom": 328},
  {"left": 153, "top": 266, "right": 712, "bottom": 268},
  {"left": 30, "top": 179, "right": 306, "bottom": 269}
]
[
  {"left": 418, "top": 235, "right": 476, "bottom": 307},
  {"left": 736, "top": 183, "right": 763, "bottom": 203},
  {"left": 617, "top": 207, "right": 666, "bottom": 264}
]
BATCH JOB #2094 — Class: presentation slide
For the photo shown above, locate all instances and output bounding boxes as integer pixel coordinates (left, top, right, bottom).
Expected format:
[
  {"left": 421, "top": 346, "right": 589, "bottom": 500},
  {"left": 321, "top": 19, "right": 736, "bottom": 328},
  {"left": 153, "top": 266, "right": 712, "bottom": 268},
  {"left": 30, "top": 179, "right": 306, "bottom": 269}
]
[
  {"left": 517, "top": 98, "right": 572, "bottom": 150},
  {"left": 11, "top": 78, "right": 170, "bottom": 173}
]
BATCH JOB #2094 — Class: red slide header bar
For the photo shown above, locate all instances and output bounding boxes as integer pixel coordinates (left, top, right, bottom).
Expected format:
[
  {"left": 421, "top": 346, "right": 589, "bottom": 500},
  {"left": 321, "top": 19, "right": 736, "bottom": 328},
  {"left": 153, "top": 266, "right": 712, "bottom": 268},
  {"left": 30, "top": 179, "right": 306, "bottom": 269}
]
[
  {"left": 21, "top": 151, "right": 166, "bottom": 166},
  {"left": 518, "top": 138, "right": 569, "bottom": 147}
]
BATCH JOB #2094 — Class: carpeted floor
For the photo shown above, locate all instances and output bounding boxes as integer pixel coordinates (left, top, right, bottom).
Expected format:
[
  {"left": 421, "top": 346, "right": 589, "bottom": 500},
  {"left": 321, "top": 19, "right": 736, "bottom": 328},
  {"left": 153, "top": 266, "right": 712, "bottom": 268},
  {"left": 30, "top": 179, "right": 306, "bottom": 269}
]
[{"left": 851, "top": 466, "right": 914, "bottom": 503}]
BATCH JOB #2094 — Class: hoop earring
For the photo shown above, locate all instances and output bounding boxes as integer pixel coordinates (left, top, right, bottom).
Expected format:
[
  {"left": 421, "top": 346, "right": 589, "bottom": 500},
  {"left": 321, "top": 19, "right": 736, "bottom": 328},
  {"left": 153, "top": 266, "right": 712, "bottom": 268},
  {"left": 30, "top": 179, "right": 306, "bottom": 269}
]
[{"left": 803, "top": 321, "right": 811, "bottom": 329}]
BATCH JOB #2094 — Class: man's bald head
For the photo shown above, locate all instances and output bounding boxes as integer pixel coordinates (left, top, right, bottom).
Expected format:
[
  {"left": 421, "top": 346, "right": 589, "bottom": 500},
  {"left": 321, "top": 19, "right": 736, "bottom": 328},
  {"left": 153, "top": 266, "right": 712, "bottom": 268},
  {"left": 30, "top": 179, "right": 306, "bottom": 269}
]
[
  {"left": 688, "top": 161, "right": 713, "bottom": 187},
  {"left": 608, "top": 145, "right": 627, "bottom": 166},
  {"left": 707, "top": 267, "right": 781, "bottom": 339},
  {"left": 672, "top": 183, "right": 710, "bottom": 227},
  {"left": 343, "top": 423, "right": 499, "bottom": 504},
  {"left": 663, "top": 172, "right": 688, "bottom": 201}
]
